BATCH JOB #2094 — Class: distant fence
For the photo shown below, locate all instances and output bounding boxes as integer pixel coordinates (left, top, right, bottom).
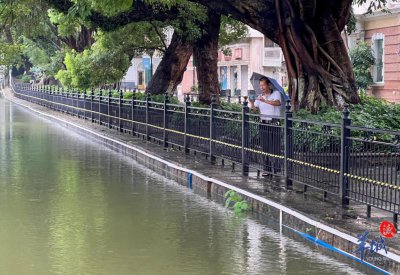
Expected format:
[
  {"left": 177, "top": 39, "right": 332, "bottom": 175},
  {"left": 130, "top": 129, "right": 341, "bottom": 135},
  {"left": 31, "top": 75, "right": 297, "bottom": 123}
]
[{"left": 12, "top": 81, "right": 400, "bottom": 223}]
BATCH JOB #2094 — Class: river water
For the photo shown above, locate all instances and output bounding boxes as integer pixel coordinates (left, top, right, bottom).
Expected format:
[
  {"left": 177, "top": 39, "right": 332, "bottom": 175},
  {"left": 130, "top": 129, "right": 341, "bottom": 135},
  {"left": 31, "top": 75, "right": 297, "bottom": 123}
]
[{"left": 0, "top": 99, "right": 375, "bottom": 274}]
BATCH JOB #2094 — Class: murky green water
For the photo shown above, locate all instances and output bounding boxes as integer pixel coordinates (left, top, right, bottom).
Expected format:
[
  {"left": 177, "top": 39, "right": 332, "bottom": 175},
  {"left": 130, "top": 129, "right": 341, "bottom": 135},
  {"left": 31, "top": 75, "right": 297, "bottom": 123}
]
[{"left": 0, "top": 99, "right": 375, "bottom": 274}]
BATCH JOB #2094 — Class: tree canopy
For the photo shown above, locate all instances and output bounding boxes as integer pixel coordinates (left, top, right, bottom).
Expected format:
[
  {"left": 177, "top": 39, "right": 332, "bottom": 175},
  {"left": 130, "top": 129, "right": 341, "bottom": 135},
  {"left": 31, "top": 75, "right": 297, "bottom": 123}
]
[{"left": 0, "top": 0, "right": 393, "bottom": 110}]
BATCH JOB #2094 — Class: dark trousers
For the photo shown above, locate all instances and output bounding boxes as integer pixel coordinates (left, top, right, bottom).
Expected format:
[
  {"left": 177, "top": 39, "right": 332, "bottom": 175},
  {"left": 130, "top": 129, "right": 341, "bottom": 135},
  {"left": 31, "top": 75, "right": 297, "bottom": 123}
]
[{"left": 259, "top": 119, "right": 282, "bottom": 173}]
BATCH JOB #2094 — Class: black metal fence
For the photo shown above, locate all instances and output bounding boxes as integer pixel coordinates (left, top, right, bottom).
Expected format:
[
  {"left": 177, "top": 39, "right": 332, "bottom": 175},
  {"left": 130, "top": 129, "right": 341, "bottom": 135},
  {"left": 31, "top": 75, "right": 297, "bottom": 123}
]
[{"left": 12, "top": 82, "right": 400, "bottom": 223}]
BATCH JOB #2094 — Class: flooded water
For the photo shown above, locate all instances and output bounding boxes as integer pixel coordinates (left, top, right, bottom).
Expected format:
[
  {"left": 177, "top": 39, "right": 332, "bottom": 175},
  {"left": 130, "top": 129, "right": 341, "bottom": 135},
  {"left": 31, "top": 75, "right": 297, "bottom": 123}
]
[{"left": 0, "top": 99, "right": 376, "bottom": 274}]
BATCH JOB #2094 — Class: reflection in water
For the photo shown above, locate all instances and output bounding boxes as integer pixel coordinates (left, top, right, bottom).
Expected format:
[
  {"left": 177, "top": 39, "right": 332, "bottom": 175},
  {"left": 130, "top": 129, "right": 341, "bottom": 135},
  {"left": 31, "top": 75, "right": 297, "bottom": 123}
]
[{"left": 0, "top": 99, "right": 373, "bottom": 274}]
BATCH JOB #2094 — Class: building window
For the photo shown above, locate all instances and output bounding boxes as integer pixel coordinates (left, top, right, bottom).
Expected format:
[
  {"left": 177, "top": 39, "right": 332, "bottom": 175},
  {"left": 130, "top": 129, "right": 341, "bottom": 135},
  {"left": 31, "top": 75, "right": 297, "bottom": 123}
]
[
  {"left": 138, "top": 71, "right": 145, "bottom": 86},
  {"left": 264, "top": 36, "right": 278, "bottom": 47},
  {"left": 372, "top": 33, "right": 384, "bottom": 83}
]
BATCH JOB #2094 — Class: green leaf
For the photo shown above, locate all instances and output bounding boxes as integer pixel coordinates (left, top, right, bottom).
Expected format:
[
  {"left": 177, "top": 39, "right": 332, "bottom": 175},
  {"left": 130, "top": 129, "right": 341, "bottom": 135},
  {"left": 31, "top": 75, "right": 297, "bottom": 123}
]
[
  {"left": 224, "top": 190, "right": 232, "bottom": 198},
  {"left": 225, "top": 197, "right": 232, "bottom": 208}
]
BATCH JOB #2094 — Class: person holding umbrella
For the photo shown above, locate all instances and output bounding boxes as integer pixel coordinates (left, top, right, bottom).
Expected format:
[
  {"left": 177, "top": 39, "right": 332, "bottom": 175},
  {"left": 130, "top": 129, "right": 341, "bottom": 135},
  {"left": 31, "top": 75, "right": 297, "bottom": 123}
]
[{"left": 248, "top": 76, "right": 282, "bottom": 176}]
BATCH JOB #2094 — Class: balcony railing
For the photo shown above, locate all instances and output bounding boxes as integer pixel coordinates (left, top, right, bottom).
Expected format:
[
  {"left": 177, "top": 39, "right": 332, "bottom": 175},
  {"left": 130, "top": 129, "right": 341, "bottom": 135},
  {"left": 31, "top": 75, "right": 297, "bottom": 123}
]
[{"left": 263, "top": 47, "right": 283, "bottom": 67}]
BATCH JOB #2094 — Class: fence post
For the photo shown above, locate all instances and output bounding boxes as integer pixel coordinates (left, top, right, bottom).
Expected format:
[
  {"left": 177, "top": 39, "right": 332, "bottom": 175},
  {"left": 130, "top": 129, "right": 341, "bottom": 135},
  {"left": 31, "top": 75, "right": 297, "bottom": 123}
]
[
  {"left": 184, "top": 94, "right": 191, "bottom": 153},
  {"left": 45, "top": 86, "right": 50, "bottom": 108},
  {"left": 51, "top": 86, "right": 54, "bottom": 109},
  {"left": 75, "top": 89, "right": 79, "bottom": 116},
  {"left": 68, "top": 87, "right": 71, "bottom": 113},
  {"left": 43, "top": 85, "right": 46, "bottom": 107},
  {"left": 108, "top": 89, "right": 112, "bottom": 128},
  {"left": 49, "top": 86, "right": 52, "bottom": 108},
  {"left": 44, "top": 85, "right": 47, "bottom": 107},
  {"left": 71, "top": 88, "right": 74, "bottom": 114},
  {"left": 59, "top": 87, "right": 62, "bottom": 110},
  {"left": 131, "top": 89, "right": 136, "bottom": 136},
  {"left": 119, "top": 89, "right": 123, "bottom": 132},
  {"left": 49, "top": 86, "right": 53, "bottom": 109},
  {"left": 76, "top": 89, "right": 79, "bottom": 116},
  {"left": 82, "top": 90, "right": 86, "bottom": 119},
  {"left": 146, "top": 93, "right": 151, "bottom": 141},
  {"left": 284, "top": 100, "right": 293, "bottom": 188},
  {"left": 99, "top": 90, "right": 102, "bottom": 125},
  {"left": 60, "top": 87, "right": 64, "bottom": 112},
  {"left": 52, "top": 86, "right": 56, "bottom": 109},
  {"left": 42, "top": 85, "right": 45, "bottom": 105},
  {"left": 209, "top": 94, "right": 217, "bottom": 164},
  {"left": 54, "top": 86, "right": 57, "bottom": 110},
  {"left": 90, "top": 88, "right": 94, "bottom": 122},
  {"left": 35, "top": 85, "right": 41, "bottom": 103},
  {"left": 163, "top": 93, "right": 169, "bottom": 147},
  {"left": 56, "top": 87, "right": 59, "bottom": 109},
  {"left": 340, "top": 104, "right": 351, "bottom": 206},
  {"left": 65, "top": 87, "right": 69, "bottom": 113},
  {"left": 55, "top": 86, "right": 58, "bottom": 111},
  {"left": 242, "top": 96, "right": 249, "bottom": 176},
  {"left": 47, "top": 86, "right": 50, "bottom": 108}
]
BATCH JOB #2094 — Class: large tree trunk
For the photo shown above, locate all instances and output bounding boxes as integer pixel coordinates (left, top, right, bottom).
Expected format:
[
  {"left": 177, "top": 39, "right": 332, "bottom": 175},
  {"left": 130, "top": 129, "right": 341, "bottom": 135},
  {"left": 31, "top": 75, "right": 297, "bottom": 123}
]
[
  {"left": 275, "top": 0, "right": 359, "bottom": 112},
  {"left": 146, "top": 31, "right": 193, "bottom": 95},
  {"left": 193, "top": 10, "right": 221, "bottom": 105},
  {"left": 61, "top": 26, "right": 95, "bottom": 52},
  {"left": 189, "top": 0, "right": 360, "bottom": 112}
]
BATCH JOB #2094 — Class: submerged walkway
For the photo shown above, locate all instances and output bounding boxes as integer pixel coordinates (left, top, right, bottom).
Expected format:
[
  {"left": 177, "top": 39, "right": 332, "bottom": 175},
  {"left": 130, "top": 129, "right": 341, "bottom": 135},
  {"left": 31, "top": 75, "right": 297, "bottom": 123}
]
[{"left": 2, "top": 87, "right": 400, "bottom": 273}]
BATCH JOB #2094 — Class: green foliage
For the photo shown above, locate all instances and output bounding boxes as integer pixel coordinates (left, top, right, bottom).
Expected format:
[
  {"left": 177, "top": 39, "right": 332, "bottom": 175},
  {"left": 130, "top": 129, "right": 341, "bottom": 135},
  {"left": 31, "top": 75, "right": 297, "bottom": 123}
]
[
  {"left": 56, "top": 47, "right": 131, "bottom": 89},
  {"left": 48, "top": 10, "right": 83, "bottom": 37},
  {"left": 220, "top": 101, "right": 242, "bottom": 112},
  {"left": 295, "top": 94, "right": 400, "bottom": 133},
  {"left": 0, "top": 42, "right": 23, "bottom": 66},
  {"left": 87, "top": 0, "right": 134, "bottom": 16},
  {"left": 41, "top": 85, "right": 180, "bottom": 104},
  {"left": 56, "top": 21, "right": 165, "bottom": 89},
  {"left": 351, "top": 94, "right": 400, "bottom": 130},
  {"left": 190, "top": 101, "right": 208, "bottom": 108},
  {"left": 219, "top": 15, "right": 248, "bottom": 47},
  {"left": 350, "top": 41, "right": 375, "bottom": 91},
  {"left": 21, "top": 38, "right": 65, "bottom": 77},
  {"left": 346, "top": 8, "right": 357, "bottom": 35},
  {"left": 189, "top": 100, "right": 243, "bottom": 111},
  {"left": 0, "top": 0, "right": 62, "bottom": 70},
  {"left": 224, "top": 190, "right": 250, "bottom": 214},
  {"left": 354, "top": 0, "right": 393, "bottom": 13},
  {"left": 20, "top": 75, "right": 32, "bottom": 83},
  {"left": 175, "top": 3, "right": 208, "bottom": 41}
]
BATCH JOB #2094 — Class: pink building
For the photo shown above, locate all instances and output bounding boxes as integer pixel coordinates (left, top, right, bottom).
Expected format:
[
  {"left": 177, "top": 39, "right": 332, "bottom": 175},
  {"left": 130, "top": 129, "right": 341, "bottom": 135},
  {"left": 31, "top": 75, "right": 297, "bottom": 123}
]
[{"left": 350, "top": 1, "right": 400, "bottom": 103}]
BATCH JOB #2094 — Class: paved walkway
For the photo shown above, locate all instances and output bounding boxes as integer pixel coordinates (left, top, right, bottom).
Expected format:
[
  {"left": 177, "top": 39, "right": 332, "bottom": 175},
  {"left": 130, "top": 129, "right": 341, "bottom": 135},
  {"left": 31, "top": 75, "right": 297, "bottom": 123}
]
[{"left": 3, "top": 87, "right": 399, "bottom": 256}]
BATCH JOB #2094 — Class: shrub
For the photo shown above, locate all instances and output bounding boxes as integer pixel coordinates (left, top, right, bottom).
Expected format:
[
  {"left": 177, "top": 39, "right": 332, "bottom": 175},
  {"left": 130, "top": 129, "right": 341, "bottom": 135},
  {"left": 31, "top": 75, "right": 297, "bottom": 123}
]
[
  {"left": 350, "top": 41, "right": 375, "bottom": 91},
  {"left": 20, "top": 75, "right": 31, "bottom": 83}
]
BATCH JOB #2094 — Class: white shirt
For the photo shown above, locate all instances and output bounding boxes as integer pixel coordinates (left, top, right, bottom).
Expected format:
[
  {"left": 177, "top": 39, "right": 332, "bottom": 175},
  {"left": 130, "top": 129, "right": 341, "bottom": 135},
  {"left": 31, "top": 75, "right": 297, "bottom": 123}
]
[{"left": 254, "top": 90, "right": 281, "bottom": 120}]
